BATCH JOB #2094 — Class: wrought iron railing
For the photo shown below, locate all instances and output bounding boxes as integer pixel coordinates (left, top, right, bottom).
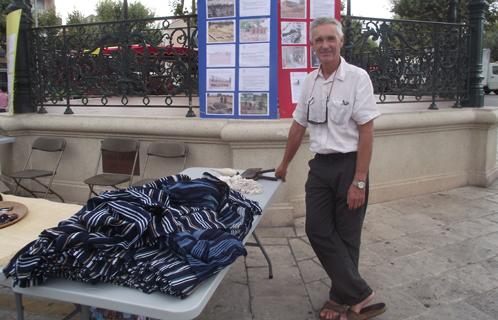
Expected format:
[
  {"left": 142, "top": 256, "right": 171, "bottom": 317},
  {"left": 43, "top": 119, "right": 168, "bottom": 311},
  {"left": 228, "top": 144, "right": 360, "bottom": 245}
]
[
  {"left": 28, "top": 15, "right": 470, "bottom": 115},
  {"left": 29, "top": 15, "right": 198, "bottom": 116},
  {"left": 341, "top": 16, "right": 470, "bottom": 108}
]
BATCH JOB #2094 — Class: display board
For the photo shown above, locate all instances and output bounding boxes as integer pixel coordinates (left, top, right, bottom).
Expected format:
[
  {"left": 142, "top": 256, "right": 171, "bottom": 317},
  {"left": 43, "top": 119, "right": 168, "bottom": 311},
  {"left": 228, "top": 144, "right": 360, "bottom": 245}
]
[
  {"left": 278, "top": 0, "right": 341, "bottom": 118},
  {"left": 198, "top": 0, "right": 279, "bottom": 119}
]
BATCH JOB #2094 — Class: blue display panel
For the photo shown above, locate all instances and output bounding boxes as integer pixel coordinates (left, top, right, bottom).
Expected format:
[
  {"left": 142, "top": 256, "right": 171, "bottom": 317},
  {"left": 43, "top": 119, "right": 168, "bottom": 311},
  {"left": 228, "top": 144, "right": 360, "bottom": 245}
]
[{"left": 198, "top": 0, "right": 278, "bottom": 119}]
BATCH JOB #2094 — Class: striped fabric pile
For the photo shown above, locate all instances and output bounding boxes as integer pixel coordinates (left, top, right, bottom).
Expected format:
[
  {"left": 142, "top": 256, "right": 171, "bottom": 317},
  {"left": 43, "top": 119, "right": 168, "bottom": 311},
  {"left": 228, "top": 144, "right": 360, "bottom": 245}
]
[{"left": 3, "top": 173, "right": 262, "bottom": 298}]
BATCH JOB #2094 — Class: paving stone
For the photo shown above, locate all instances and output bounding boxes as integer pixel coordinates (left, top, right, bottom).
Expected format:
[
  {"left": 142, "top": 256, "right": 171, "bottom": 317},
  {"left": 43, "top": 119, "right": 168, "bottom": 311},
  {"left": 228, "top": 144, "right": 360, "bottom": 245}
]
[
  {"left": 402, "top": 224, "right": 466, "bottom": 250},
  {"left": 359, "top": 247, "right": 386, "bottom": 266},
  {"left": 444, "top": 263, "right": 498, "bottom": 294},
  {"left": 248, "top": 264, "right": 306, "bottom": 298},
  {"left": 304, "top": 280, "right": 330, "bottom": 312},
  {"left": 449, "top": 218, "right": 498, "bottom": 239},
  {"left": 294, "top": 216, "right": 306, "bottom": 237},
  {"left": 289, "top": 238, "right": 315, "bottom": 261},
  {"left": 367, "top": 237, "right": 425, "bottom": 261},
  {"left": 438, "top": 186, "right": 496, "bottom": 200},
  {"left": 485, "top": 193, "right": 498, "bottom": 204},
  {"left": 251, "top": 295, "right": 315, "bottom": 320},
  {"left": 362, "top": 220, "right": 406, "bottom": 241},
  {"left": 392, "top": 250, "right": 454, "bottom": 277},
  {"left": 297, "top": 259, "right": 329, "bottom": 283},
  {"left": 245, "top": 245, "right": 295, "bottom": 268},
  {"left": 409, "top": 301, "right": 495, "bottom": 320},
  {"left": 360, "top": 258, "right": 428, "bottom": 290},
  {"left": 430, "top": 238, "right": 497, "bottom": 268},
  {"left": 466, "top": 287, "right": 498, "bottom": 319},
  {"left": 197, "top": 279, "right": 251, "bottom": 320},
  {"left": 484, "top": 213, "right": 498, "bottom": 223},
  {"left": 253, "top": 227, "right": 296, "bottom": 238},
  {"left": 401, "top": 275, "right": 478, "bottom": 307},
  {"left": 380, "top": 212, "right": 444, "bottom": 235},
  {"left": 374, "top": 287, "right": 428, "bottom": 320}
]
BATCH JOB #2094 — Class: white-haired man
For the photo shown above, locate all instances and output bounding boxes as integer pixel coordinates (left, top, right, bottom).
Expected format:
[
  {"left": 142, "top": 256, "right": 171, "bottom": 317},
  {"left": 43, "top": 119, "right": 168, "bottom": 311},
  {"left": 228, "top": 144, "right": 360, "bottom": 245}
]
[{"left": 275, "top": 17, "right": 386, "bottom": 320}]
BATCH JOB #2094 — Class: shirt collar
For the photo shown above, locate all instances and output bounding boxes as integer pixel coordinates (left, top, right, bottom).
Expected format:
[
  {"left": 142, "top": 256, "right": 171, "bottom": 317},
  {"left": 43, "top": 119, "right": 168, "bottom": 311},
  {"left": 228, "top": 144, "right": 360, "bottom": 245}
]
[{"left": 315, "top": 57, "right": 347, "bottom": 82}]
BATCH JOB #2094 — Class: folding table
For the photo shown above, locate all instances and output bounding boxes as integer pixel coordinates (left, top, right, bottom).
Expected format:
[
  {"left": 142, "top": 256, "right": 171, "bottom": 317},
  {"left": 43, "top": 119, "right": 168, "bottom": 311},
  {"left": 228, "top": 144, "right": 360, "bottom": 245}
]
[{"left": 1, "top": 167, "right": 281, "bottom": 320}]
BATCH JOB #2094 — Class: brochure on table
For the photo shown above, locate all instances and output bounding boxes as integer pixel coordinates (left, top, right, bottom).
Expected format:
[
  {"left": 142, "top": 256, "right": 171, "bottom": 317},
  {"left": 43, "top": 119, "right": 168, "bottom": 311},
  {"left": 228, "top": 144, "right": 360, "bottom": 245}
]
[{"left": 199, "top": 0, "right": 278, "bottom": 119}]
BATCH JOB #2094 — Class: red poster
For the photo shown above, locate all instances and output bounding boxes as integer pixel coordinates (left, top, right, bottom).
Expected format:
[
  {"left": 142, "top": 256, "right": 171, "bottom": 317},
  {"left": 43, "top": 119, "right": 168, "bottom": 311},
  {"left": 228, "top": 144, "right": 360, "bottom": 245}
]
[{"left": 278, "top": 0, "right": 342, "bottom": 118}]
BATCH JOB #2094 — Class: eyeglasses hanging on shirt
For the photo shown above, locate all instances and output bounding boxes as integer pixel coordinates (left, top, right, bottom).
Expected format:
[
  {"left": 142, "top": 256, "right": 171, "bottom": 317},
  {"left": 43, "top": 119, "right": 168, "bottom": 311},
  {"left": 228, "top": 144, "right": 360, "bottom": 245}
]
[{"left": 306, "top": 63, "right": 350, "bottom": 125}]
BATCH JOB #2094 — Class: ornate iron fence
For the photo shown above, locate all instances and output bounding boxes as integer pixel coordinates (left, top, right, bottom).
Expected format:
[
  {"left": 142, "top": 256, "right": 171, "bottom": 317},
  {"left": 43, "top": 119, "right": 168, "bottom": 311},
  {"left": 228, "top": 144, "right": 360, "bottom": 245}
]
[
  {"left": 29, "top": 15, "right": 198, "bottom": 116},
  {"left": 342, "top": 16, "right": 470, "bottom": 108},
  {"left": 28, "top": 15, "right": 470, "bottom": 115}
]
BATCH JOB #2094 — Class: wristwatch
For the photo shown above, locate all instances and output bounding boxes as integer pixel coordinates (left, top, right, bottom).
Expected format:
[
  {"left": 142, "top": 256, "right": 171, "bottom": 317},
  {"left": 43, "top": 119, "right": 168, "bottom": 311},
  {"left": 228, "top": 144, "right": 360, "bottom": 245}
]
[{"left": 352, "top": 180, "right": 366, "bottom": 190}]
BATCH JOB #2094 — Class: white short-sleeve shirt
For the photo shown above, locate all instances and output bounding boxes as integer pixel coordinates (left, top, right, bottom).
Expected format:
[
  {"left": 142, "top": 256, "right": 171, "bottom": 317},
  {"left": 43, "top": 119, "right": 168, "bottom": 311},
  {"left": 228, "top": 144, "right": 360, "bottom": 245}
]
[{"left": 293, "top": 57, "right": 380, "bottom": 154}]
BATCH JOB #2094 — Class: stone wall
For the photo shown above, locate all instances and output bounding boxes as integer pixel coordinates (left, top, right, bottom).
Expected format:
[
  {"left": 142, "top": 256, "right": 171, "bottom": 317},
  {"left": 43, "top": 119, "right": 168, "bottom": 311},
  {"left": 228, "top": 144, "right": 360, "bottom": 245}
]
[{"left": 0, "top": 107, "right": 497, "bottom": 226}]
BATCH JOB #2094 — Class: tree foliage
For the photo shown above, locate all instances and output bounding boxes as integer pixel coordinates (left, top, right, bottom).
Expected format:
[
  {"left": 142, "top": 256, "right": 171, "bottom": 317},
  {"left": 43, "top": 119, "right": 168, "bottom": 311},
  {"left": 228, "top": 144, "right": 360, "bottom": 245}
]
[
  {"left": 391, "top": 0, "right": 498, "bottom": 60},
  {"left": 95, "top": 0, "right": 154, "bottom": 22},
  {"left": 37, "top": 9, "right": 62, "bottom": 27}
]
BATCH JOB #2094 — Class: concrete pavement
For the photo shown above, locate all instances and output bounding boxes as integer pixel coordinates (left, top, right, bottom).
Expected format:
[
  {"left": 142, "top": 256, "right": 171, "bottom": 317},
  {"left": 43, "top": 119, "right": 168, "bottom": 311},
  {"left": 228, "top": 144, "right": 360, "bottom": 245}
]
[{"left": 1, "top": 179, "right": 498, "bottom": 319}]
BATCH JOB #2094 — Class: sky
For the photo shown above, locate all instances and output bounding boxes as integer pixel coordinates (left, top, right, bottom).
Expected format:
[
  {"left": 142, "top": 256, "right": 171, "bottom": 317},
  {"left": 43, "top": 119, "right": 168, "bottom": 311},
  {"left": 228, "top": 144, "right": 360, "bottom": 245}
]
[{"left": 54, "top": 0, "right": 393, "bottom": 23}]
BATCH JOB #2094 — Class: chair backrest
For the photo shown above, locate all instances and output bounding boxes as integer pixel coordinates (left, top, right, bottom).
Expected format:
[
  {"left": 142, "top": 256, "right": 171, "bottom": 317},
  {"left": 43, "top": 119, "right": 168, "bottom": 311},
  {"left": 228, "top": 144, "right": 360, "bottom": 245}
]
[
  {"left": 140, "top": 141, "right": 188, "bottom": 181},
  {"left": 32, "top": 137, "right": 66, "bottom": 152},
  {"left": 99, "top": 138, "right": 140, "bottom": 176},
  {"left": 22, "top": 137, "right": 66, "bottom": 174}
]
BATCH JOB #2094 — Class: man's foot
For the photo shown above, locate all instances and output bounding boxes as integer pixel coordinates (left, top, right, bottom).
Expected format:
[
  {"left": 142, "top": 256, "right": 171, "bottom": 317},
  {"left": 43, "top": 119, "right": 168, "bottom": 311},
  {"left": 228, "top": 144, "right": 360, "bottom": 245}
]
[
  {"left": 319, "top": 300, "right": 348, "bottom": 320},
  {"left": 350, "top": 292, "right": 375, "bottom": 314}
]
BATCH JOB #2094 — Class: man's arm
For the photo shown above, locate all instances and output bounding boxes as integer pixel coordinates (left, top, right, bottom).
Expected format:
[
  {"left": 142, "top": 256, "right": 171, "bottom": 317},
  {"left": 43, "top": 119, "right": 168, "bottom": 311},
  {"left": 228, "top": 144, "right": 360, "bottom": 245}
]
[
  {"left": 347, "top": 119, "right": 374, "bottom": 209},
  {"left": 275, "top": 120, "right": 306, "bottom": 181}
]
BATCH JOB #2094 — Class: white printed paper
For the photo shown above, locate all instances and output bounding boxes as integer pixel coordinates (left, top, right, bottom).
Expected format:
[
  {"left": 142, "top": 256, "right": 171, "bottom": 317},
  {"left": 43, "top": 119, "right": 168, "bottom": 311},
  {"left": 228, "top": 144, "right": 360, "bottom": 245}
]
[
  {"left": 239, "top": 43, "right": 270, "bottom": 67},
  {"left": 240, "top": 0, "right": 271, "bottom": 17},
  {"left": 239, "top": 68, "right": 270, "bottom": 91},
  {"left": 290, "top": 72, "right": 308, "bottom": 103},
  {"left": 311, "top": 0, "right": 335, "bottom": 18}
]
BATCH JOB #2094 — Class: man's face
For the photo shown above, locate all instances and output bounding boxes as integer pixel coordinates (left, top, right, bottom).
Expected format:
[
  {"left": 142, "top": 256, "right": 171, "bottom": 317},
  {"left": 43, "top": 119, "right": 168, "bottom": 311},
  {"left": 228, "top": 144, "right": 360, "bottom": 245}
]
[{"left": 310, "top": 23, "right": 344, "bottom": 66}]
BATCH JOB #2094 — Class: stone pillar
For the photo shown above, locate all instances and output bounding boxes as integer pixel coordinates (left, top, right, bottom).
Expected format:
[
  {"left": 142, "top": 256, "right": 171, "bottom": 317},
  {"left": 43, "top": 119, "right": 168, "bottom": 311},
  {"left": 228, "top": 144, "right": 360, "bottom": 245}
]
[
  {"left": 5, "top": 0, "right": 34, "bottom": 113},
  {"left": 465, "top": 0, "right": 488, "bottom": 108}
]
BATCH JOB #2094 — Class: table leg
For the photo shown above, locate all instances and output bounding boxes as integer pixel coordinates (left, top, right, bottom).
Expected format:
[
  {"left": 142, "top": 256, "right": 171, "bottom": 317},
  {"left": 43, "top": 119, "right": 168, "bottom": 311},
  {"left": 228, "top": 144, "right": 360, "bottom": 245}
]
[
  {"left": 80, "top": 305, "right": 91, "bottom": 320},
  {"left": 15, "top": 293, "right": 24, "bottom": 320},
  {"left": 247, "top": 232, "right": 273, "bottom": 279}
]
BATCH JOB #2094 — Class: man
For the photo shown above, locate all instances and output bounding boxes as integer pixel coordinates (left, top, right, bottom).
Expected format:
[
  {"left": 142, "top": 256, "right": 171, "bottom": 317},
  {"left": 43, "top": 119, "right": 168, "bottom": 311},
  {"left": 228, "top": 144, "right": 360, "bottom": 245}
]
[{"left": 275, "top": 17, "right": 385, "bottom": 320}]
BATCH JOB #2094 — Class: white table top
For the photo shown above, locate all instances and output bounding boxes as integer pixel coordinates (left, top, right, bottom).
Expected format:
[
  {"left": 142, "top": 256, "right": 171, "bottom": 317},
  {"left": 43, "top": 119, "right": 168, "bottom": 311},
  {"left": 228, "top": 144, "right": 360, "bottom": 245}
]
[
  {"left": 9, "top": 167, "right": 281, "bottom": 320},
  {"left": 0, "top": 136, "right": 15, "bottom": 144}
]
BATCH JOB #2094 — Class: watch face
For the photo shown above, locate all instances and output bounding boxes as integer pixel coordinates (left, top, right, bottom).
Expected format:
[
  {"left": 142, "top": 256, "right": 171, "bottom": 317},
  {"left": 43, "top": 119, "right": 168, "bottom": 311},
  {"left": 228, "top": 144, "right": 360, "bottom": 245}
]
[{"left": 357, "top": 181, "right": 366, "bottom": 189}]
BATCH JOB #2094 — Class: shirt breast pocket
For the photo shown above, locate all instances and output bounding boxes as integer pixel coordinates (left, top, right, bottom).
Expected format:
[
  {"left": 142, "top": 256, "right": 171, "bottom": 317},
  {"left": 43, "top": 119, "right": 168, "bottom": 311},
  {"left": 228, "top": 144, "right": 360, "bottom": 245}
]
[{"left": 328, "top": 99, "right": 352, "bottom": 125}]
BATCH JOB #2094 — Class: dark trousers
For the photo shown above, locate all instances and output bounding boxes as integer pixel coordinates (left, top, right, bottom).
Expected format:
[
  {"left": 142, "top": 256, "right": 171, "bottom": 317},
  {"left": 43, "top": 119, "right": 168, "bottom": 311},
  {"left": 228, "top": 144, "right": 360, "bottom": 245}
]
[{"left": 305, "top": 152, "right": 372, "bottom": 306}]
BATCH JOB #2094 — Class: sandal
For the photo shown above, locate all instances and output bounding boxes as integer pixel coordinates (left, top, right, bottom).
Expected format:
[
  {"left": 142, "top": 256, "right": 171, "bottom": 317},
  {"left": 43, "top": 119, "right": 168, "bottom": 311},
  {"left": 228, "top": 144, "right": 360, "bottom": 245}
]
[
  {"left": 319, "top": 300, "right": 348, "bottom": 320},
  {"left": 343, "top": 303, "right": 387, "bottom": 320}
]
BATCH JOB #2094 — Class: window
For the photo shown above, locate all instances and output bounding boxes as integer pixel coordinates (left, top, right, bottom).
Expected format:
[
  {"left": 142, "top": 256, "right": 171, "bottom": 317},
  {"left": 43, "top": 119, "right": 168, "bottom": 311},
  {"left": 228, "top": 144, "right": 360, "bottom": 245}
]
[{"left": 493, "top": 66, "right": 498, "bottom": 75}]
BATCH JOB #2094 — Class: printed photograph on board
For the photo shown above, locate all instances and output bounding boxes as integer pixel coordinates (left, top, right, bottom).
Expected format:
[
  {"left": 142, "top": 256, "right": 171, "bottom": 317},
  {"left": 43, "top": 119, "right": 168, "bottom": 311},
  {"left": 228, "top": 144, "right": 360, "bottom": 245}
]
[
  {"left": 206, "top": 68, "right": 235, "bottom": 91},
  {"left": 206, "top": 44, "right": 236, "bottom": 67},
  {"left": 281, "top": 0, "right": 306, "bottom": 19},
  {"left": 207, "top": 92, "right": 234, "bottom": 115},
  {"left": 207, "top": 0, "right": 235, "bottom": 18},
  {"left": 281, "top": 22, "right": 306, "bottom": 45},
  {"left": 310, "top": 48, "right": 320, "bottom": 68},
  {"left": 282, "top": 46, "right": 307, "bottom": 69},
  {"left": 240, "top": 18, "right": 270, "bottom": 43},
  {"left": 239, "top": 92, "right": 269, "bottom": 115},
  {"left": 207, "top": 20, "right": 235, "bottom": 43}
]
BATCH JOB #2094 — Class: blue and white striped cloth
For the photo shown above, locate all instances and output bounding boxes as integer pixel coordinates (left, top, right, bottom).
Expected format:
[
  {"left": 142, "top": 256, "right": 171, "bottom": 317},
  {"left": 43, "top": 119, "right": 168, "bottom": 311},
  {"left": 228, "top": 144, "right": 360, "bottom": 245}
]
[{"left": 3, "top": 173, "right": 262, "bottom": 298}]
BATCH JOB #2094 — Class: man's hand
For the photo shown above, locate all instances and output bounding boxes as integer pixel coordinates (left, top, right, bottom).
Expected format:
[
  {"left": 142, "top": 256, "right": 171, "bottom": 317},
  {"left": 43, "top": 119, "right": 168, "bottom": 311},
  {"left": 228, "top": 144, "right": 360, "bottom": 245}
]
[
  {"left": 275, "top": 163, "right": 288, "bottom": 182},
  {"left": 347, "top": 184, "right": 365, "bottom": 210}
]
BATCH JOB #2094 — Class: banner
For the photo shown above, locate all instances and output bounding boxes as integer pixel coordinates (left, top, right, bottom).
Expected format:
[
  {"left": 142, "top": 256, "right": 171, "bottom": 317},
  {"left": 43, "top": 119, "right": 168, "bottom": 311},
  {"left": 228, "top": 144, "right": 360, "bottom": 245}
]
[
  {"left": 6, "top": 9, "right": 22, "bottom": 115},
  {"left": 278, "top": 0, "right": 341, "bottom": 118},
  {"left": 198, "top": 0, "right": 279, "bottom": 119}
]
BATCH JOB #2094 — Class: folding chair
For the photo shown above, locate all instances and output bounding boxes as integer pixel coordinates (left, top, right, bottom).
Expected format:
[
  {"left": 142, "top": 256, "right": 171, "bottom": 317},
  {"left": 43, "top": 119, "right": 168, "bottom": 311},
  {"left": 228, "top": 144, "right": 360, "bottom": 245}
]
[
  {"left": 9, "top": 137, "right": 66, "bottom": 202},
  {"left": 84, "top": 138, "right": 140, "bottom": 198},
  {"left": 132, "top": 141, "right": 188, "bottom": 186}
]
